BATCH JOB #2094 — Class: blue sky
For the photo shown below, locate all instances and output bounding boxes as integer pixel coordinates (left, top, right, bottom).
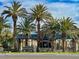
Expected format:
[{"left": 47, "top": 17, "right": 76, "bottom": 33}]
[
  {"left": 47, "top": 0, "right": 79, "bottom": 3},
  {"left": 0, "top": 0, "right": 79, "bottom": 28},
  {"left": 0, "top": 2, "right": 3, "bottom": 5}
]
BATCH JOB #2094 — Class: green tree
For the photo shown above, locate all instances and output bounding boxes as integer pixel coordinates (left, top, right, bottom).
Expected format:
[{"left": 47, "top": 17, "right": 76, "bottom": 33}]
[
  {"left": 60, "top": 17, "right": 75, "bottom": 52},
  {"left": 48, "top": 19, "right": 60, "bottom": 51},
  {"left": 17, "top": 16, "right": 35, "bottom": 46},
  {"left": 69, "top": 26, "right": 79, "bottom": 52},
  {"left": 1, "top": 28, "right": 13, "bottom": 51},
  {"left": 2, "top": 1, "right": 27, "bottom": 48},
  {"left": 17, "top": 16, "right": 35, "bottom": 35},
  {"left": 0, "top": 16, "right": 10, "bottom": 40},
  {"left": 31, "top": 4, "right": 52, "bottom": 51},
  {"left": 42, "top": 18, "right": 60, "bottom": 51}
]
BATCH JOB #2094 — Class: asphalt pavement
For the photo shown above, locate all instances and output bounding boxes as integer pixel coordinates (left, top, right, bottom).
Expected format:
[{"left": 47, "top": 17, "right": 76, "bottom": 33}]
[{"left": 0, "top": 54, "right": 79, "bottom": 59}]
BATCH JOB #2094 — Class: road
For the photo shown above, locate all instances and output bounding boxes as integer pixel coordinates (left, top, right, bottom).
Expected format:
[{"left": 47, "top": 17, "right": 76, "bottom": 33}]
[{"left": 0, "top": 54, "right": 79, "bottom": 59}]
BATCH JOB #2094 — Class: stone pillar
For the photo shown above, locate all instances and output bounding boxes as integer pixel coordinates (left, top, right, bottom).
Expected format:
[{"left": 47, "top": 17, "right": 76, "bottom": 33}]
[
  {"left": 76, "top": 42, "right": 78, "bottom": 51},
  {"left": 28, "top": 39, "right": 32, "bottom": 46},
  {"left": 32, "top": 40, "right": 37, "bottom": 52},
  {"left": 23, "top": 39, "right": 25, "bottom": 47},
  {"left": 20, "top": 39, "right": 23, "bottom": 51}
]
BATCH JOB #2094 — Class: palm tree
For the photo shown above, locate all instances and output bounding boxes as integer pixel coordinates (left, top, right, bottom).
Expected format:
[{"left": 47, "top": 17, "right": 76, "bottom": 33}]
[
  {"left": 60, "top": 17, "right": 75, "bottom": 52},
  {"left": 2, "top": 1, "right": 27, "bottom": 48},
  {"left": 42, "top": 18, "right": 60, "bottom": 51},
  {"left": 31, "top": 4, "right": 52, "bottom": 51},
  {"left": 17, "top": 16, "right": 35, "bottom": 48},
  {"left": 69, "top": 26, "right": 79, "bottom": 52},
  {"left": 48, "top": 19, "right": 60, "bottom": 51},
  {"left": 17, "top": 16, "right": 35, "bottom": 35}
]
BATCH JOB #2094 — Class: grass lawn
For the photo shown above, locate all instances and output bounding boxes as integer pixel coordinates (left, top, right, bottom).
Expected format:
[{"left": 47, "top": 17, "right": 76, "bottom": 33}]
[{"left": 0, "top": 52, "right": 79, "bottom": 54}]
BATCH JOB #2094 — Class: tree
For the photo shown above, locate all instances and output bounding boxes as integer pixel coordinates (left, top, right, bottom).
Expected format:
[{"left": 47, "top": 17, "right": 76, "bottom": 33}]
[
  {"left": 2, "top": 1, "right": 27, "bottom": 49},
  {"left": 30, "top": 4, "right": 52, "bottom": 51},
  {"left": 1, "top": 28, "right": 13, "bottom": 51},
  {"left": 60, "top": 17, "right": 75, "bottom": 52},
  {"left": 0, "top": 16, "right": 10, "bottom": 40},
  {"left": 69, "top": 26, "right": 79, "bottom": 52},
  {"left": 17, "top": 16, "right": 35, "bottom": 35},
  {"left": 48, "top": 19, "right": 60, "bottom": 51},
  {"left": 42, "top": 18, "right": 60, "bottom": 51},
  {"left": 0, "top": 16, "right": 11, "bottom": 51},
  {"left": 17, "top": 16, "right": 35, "bottom": 47}
]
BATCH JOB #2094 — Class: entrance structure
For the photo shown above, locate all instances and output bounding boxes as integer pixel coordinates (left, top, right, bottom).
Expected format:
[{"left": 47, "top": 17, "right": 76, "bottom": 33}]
[
  {"left": 16, "top": 34, "right": 28, "bottom": 51},
  {"left": 16, "top": 32, "right": 51, "bottom": 52}
]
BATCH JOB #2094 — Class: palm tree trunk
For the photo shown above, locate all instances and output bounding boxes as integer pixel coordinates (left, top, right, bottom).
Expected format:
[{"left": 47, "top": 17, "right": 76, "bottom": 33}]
[
  {"left": 18, "top": 39, "right": 21, "bottom": 51},
  {"left": 72, "top": 39, "right": 76, "bottom": 52},
  {"left": 37, "top": 19, "right": 40, "bottom": 52},
  {"left": 13, "top": 19, "right": 17, "bottom": 49},
  {"left": 37, "top": 20, "right": 40, "bottom": 40},
  {"left": 51, "top": 40, "right": 54, "bottom": 51},
  {"left": 62, "top": 32, "right": 66, "bottom": 52},
  {"left": 51, "top": 31, "right": 56, "bottom": 52},
  {"left": 62, "top": 39, "right": 65, "bottom": 52}
]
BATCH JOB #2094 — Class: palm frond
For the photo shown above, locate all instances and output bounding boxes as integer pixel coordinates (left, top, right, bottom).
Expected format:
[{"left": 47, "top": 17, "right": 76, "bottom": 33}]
[{"left": 1, "top": 10, "right": 11, "bottom": 16}]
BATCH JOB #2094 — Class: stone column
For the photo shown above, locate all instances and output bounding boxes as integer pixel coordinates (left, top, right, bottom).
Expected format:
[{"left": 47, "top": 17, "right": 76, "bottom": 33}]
[{"left": 32, "top": 40, "right": 37, "bottom": 52}]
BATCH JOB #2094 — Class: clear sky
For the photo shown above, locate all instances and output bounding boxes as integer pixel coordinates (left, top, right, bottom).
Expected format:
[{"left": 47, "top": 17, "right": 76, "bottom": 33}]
[{"left": 0, "top": 0, "right": 79, "bottom": 28}]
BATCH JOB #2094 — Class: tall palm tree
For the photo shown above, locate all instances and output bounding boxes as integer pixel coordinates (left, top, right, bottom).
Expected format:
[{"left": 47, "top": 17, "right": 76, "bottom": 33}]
[
  {"left": 31, "top": 4, "right": 52, "bottom": 51},
  {"left": 60, "top": 17, "right": 75, "bottom": 52},
  {"left": 2, "top": 1, "right": 27, "bottom": 48}
]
